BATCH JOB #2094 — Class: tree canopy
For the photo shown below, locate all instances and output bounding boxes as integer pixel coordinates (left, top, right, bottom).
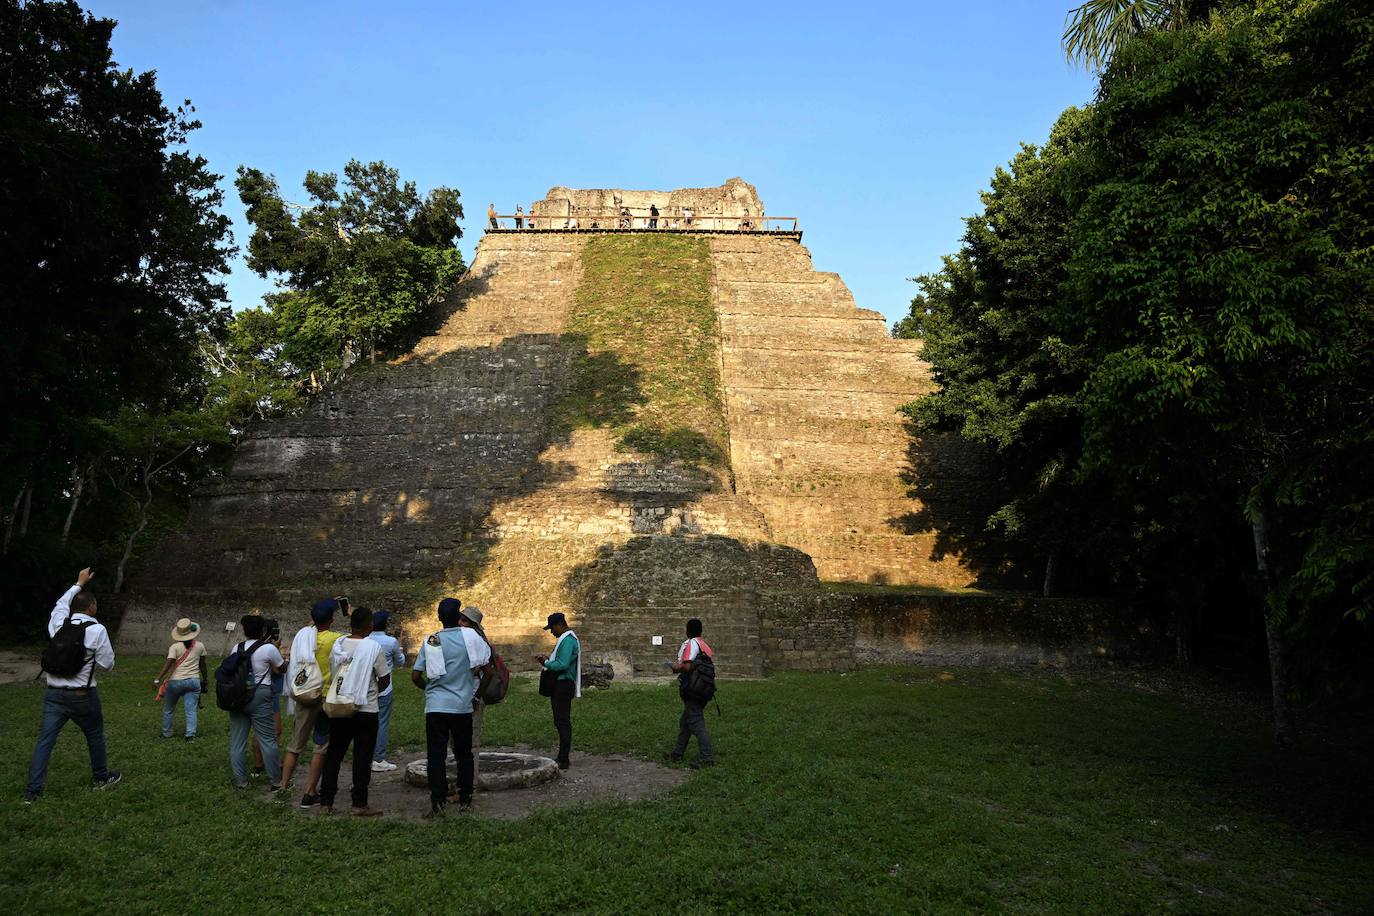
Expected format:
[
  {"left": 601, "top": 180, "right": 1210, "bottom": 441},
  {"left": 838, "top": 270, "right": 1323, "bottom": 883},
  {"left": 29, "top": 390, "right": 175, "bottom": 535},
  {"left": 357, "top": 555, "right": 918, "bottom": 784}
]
[
  {"left": 0, "top": 0, "right": 234, "bottom": 629},
  {"left": 906, "top": 0, "right": 1374, "bottom": 740},
  {"left": 234, "top": 159, "right": 465, "bottom": 387}
]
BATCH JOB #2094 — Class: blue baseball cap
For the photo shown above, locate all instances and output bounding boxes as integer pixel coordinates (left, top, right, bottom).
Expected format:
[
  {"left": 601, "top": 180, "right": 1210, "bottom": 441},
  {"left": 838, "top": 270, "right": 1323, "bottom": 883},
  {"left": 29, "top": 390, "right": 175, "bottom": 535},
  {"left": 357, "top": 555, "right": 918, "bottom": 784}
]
[{"left": 311, "top": 598, "right": 339, "bottom": 624}]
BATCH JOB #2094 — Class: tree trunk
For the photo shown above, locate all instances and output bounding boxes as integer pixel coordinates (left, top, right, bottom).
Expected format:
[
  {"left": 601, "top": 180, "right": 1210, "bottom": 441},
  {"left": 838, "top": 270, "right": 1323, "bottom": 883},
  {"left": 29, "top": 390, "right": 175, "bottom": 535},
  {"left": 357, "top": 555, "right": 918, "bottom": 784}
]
[
  {"left": 60, "top": 470, "right": 86, "bottom": 546},
  {"left": 1042, "top": 553, "right": 1057, "bottom": 598},
  {"left": 18, "top": 481, "right": 32, "bottom": 537},
  {"left": 1251, "top": 507, "right": 1298, "bottom": 747},
  {"left": 3, "top": 480, "right": 27, "bottom": 553},
  {"left": 114, "top": 463, "right": 154, "bottom": 594}
]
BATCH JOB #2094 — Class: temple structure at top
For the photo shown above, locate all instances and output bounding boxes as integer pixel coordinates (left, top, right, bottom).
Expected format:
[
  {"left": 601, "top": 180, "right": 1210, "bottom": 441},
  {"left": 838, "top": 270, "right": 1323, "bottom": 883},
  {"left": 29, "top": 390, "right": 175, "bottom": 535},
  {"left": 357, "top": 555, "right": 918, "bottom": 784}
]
[{"left": 490, "top": 176, "right": 800, "bottom": 236}]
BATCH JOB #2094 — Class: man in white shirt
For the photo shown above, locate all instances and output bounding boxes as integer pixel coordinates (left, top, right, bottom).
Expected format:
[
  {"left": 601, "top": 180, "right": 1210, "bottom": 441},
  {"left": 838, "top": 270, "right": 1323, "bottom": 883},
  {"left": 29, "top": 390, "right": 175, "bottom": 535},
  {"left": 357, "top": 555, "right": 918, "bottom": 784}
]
[
  {"left": 319, "top": 606, "right": 391, "bottom": 816},
  {"left": 26, "top": 568, "right": 120, "bottom": 803},
  {"left": 227, "top": 615, "right": 287, "bottom": 790}
]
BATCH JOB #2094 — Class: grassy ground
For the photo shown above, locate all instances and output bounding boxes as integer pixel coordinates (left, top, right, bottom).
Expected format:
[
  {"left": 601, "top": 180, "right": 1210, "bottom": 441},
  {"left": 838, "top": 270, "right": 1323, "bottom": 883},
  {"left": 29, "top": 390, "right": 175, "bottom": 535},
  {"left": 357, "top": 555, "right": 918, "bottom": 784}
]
[
  {"left": 558, "top": 234, "right": 728, "bottom": 466},
  {"left": 1, "top": 660, "right": 1370, "bottom": 913}
]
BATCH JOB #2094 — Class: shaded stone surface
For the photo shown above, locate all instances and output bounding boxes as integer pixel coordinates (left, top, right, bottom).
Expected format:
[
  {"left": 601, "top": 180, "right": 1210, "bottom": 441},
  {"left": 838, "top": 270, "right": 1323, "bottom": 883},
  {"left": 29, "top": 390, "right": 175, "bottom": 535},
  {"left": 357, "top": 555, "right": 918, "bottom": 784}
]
[{"left": 405, "top": 751, "right": 561, "bottom": 792}]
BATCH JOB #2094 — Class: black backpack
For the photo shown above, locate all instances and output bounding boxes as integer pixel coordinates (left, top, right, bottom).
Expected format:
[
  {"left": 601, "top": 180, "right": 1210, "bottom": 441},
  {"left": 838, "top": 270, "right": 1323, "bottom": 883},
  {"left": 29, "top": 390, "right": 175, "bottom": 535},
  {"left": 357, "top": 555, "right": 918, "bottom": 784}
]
[
  {"left": 681, "top": 648, "right": 717, "bottom": 705},
  {"left": 215, "top": 639, "right": 266, "bottom": 712},
  {"left": 41, "top": 613, "right": 96, "bottom": 682}
]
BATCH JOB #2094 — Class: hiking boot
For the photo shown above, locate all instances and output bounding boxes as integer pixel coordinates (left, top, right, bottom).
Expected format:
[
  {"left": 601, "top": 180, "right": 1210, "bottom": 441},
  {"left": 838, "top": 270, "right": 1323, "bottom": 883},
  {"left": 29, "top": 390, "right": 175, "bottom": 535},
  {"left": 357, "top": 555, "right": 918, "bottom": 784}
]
[
  {"left": 298, "top": 793, "right": 321, "bottom": 809},
  {"left": 93, "top": 772, "right": 122, "bottom": 790},
  {"left": 351, "top": 806, "right": 384, "bottom": 817}
]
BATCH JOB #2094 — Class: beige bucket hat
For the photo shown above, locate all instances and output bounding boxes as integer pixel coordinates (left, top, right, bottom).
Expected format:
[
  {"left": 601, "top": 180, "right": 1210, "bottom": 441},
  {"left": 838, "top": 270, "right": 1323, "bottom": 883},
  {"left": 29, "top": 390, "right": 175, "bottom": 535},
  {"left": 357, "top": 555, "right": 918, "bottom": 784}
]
[
  {"left": 459, "top": 606, "right": 485, "bottom": 632},
  {"left": 171, "top": 618, "right": 200, "bottom": 641}
]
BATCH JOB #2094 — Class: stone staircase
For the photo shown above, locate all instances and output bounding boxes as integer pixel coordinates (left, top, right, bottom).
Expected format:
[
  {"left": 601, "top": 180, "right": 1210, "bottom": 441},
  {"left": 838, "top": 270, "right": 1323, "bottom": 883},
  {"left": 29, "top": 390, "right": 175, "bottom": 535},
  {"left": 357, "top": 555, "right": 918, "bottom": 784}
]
[{"left": 710, "top": 235, "right": 974, "bottom": 587}]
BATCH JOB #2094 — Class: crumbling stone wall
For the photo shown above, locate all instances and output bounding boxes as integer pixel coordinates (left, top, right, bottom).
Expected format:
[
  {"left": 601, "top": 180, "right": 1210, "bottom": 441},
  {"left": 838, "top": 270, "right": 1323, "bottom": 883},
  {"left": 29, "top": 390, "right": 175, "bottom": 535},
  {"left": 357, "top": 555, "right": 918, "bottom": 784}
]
[{"left": 532, "top": 177, "right": 764, "bottom": 227}]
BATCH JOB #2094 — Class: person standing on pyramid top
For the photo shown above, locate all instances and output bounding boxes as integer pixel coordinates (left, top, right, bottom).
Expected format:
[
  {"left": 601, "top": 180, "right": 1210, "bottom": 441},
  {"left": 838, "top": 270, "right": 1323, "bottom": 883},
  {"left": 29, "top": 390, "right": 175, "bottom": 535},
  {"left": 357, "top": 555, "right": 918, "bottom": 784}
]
[
  {"left": 488, "top": 202, "right": 498, "bottom": 229},
  {"left": 515, "top": 205, "right": 524, "bottom": 229},
  {"left": 649, "top": 203, "right": 659, "bottom": 229}
]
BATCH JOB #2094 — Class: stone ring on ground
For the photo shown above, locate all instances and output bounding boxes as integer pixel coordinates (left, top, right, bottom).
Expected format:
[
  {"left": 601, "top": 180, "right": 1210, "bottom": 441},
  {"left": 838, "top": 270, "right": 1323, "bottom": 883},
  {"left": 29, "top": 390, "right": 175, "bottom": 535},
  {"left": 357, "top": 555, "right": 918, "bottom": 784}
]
[{"left": 406, "top": 752, "right": 561, "bottom": 792}]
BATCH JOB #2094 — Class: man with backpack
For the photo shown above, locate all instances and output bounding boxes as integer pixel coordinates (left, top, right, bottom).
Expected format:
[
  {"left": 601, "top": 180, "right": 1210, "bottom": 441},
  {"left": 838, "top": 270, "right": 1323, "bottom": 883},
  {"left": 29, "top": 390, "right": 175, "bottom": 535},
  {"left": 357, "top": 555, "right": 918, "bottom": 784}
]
[
  {"left": 456, "top": 605, "right": 507, "bottom": 789},
  {"left": 412, "top": 597, "right": 491, "bottom": 816},
  {"left": 668, "top": 618, "right": 716, "bottom": 768},
  {"left": 26, "top": 568, "right": 120, "bottom": 803},
  {"left": 223, "top": 615, "right": 287, "bottom": 790}
]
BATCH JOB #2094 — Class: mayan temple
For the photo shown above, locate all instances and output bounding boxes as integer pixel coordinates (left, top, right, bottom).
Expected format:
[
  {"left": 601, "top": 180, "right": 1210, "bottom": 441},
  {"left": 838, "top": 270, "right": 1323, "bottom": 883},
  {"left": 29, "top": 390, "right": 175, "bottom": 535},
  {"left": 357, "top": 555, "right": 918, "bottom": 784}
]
[{"left": 119, "top": 178, "right": 1007, "bottom": 674}]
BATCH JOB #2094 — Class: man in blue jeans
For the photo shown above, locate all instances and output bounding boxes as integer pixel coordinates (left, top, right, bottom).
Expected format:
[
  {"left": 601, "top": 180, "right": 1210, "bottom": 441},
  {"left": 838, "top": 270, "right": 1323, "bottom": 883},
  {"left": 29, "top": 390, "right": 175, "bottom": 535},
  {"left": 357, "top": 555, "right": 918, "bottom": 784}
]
[
  {"left": 26, "top": 568, "right": 121, "bottom": 804},
  {"left": 367, "top": 608, "right": 406, "bottom": 772}
]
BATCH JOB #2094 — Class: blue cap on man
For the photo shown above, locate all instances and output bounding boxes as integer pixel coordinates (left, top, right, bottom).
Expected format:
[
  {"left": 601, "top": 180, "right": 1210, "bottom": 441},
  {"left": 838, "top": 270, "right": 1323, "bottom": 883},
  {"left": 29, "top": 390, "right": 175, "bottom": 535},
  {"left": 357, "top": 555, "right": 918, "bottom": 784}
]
[{"left": 311, "top": 598, "right": 339, "bottom": 624}]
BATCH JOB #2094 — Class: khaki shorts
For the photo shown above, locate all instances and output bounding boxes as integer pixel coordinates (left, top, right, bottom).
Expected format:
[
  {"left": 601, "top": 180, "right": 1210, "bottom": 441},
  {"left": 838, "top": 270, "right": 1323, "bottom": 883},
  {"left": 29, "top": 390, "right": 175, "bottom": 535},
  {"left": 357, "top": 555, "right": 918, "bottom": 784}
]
[{"left": 286, "top": 703, "right": 327, "bottom": 755}]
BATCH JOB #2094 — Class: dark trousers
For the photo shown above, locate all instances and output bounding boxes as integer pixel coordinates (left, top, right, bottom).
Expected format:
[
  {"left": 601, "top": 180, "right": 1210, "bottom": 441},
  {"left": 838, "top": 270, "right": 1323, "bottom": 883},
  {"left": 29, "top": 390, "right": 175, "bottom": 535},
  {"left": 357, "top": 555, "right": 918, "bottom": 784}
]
[
  {"left": 550, "top": 679, "right": 574, "bottom": 765},
  {"left": 319, "top": 711, "right": 378, "bottom": 808},
  {"left": 649, "top": 218, "right": 658, "bottom": 228},
  {"left": 27, "top": 687, "right": 108, "bottom": 795},
  {"left": 673, "top": 700, "right": 715, "bottom": 762},
  {"left": 426, "top": 712, "right": 473, "bottom": 806}
]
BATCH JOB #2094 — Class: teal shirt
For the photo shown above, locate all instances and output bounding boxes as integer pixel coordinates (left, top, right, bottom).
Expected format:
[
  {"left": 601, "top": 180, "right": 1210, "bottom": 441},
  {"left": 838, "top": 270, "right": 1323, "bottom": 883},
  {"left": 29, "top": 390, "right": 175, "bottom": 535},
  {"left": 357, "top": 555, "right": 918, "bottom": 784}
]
[
  {"left": 414, "top": 627, "right": 485, "bottom": 714},
  {"left": 544, "top": 631, "right": 579, "bottom": 682}
]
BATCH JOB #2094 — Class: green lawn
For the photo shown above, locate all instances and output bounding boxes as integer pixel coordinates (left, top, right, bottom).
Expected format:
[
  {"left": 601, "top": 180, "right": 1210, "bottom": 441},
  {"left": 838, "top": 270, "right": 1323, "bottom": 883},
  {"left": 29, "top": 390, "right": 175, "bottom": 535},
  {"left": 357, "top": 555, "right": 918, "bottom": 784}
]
[{"left": 1, "top": 661, "right": 1369, "bottom": 913}]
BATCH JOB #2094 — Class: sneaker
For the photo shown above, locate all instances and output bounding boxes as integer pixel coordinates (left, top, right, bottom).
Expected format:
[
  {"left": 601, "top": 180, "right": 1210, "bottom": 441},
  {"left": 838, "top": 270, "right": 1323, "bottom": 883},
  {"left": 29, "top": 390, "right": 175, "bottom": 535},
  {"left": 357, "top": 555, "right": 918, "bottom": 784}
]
[
  {"left": 457, "top": 799, "right": 473, "bottom": 813},
  {"left": 184, "top": 735, "right": 198, "bottom": 742},
  {"left": 423, "top": 804, "right": 446, "bottom": 820},
  {"left": 269, "top": 784, "right": 283, "bottom": 793},
  {"left": 351, "top": 806, "right": 384, "bottom": 817},
  {"left": 251, "top": 766, "right": 264, "bottom": 777},
  {"left": 93, "top": 771, "right": 122, "bottom": 790},
  {"left": 23, "top": 792, "right": 39, "bottom": 806},
  {"left": 664, "top": 752, "right": 683, "bottom": 764},
  {"left": 298, "top": 793, "right": 321, "bottom": 809},
  {"left": 690, "top": 760, "right": 716, "bottom": 770},
  {"left": 370, "top": 760, "right": 396, "bottom": 773},
  {"left": 556, "top": 760, "right": 570, "bottom": 770}
]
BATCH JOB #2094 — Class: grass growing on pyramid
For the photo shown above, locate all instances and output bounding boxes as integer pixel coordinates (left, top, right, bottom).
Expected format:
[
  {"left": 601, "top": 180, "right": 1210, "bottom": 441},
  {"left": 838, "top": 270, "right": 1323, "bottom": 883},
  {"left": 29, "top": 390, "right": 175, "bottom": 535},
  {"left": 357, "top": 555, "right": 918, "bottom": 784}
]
[{"left": 557, "top": 235, "right": 728, "bottom": 466}]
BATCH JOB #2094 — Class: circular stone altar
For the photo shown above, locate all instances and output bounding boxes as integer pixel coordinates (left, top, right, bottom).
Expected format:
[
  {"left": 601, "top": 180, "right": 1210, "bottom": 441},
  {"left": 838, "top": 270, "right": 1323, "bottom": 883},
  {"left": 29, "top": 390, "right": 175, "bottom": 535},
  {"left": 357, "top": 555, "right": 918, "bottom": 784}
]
[{"left": 406, "top": 752, "right": 562, "bottom": 793}]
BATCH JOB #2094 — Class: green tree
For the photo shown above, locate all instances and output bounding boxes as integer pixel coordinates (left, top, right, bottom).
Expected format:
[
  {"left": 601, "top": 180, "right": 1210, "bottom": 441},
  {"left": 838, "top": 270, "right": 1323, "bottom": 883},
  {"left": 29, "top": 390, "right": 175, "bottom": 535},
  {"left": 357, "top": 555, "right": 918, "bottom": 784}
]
[
  {"left": 235, "top": 160, "right": 465, "bottom": 384},
  {"left": 900, "top": 108, "right": 1105, "bottom": 596},
  {"left": 1062, "top": 0, "right": 1222, "bottom": 69},
  {"left": 0, "top": 0, "right": 233, "bottom": 622},
  {"left": 94, "top": 406, "right": 231, "bottom": 592},
  {"left": 1068, "top": 0, "right": 1374, "bottom": 744}
]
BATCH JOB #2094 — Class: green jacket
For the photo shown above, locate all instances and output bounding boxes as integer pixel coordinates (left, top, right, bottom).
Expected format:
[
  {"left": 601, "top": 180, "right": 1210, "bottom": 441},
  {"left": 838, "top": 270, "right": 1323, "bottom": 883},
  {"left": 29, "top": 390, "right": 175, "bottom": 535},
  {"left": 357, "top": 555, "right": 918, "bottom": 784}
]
[{"left": 544, "top": 632, "right": 579, "bottom": 683}]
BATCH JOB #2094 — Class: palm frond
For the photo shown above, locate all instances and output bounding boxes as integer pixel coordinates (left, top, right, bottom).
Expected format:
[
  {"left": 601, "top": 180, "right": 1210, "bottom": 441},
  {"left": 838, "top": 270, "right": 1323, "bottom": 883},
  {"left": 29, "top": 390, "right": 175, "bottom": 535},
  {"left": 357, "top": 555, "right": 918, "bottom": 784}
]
[{"left": 1063, "top": 0, "right": 1177, "bottom": 70}]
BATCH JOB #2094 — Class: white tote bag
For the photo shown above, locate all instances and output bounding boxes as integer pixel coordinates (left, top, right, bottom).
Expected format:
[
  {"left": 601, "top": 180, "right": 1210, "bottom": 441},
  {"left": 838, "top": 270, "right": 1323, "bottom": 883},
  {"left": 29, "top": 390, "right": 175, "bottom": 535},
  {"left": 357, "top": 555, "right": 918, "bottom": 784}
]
[{"left": 322, "top": 657, "right": 357, "bottom": 718}]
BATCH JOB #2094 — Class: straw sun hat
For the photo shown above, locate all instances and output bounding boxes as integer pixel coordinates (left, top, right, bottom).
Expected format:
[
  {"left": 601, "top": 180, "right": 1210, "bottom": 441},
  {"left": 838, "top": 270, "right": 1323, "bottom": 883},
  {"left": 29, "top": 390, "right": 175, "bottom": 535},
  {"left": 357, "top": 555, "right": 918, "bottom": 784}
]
[{"left": 170, "top": 618, "right": 200, "bottom": 641}]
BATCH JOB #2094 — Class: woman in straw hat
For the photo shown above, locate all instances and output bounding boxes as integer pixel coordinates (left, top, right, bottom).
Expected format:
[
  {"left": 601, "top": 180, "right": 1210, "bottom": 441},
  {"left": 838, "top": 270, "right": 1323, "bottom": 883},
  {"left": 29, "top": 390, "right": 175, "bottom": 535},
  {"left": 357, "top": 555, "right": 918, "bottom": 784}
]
[{"left": 152, "top": 618, "right": 208, "bottom": 739}]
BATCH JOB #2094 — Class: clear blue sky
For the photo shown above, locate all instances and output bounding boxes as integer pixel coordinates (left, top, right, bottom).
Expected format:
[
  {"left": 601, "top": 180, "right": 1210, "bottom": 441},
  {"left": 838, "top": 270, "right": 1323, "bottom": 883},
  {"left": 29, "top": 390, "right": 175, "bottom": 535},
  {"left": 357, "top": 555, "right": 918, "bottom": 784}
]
[{"left": 86, "top": 0, "right": 1095, "bottom": 327}]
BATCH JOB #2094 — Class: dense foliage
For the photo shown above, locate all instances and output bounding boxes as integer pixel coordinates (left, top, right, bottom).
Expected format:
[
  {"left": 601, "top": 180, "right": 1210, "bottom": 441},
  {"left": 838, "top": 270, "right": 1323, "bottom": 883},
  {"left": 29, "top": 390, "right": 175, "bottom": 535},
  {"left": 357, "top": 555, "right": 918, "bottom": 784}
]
[
  {"left": 0, "top": 0, "right": 234, "bottom": 631},
  {"left": 903, "top": 0, "right": 1374, "bottom": 736},
  {"left": 0, "top": 4, "right": 467, "bottom": 631},
  {"left": 232, "top": 159, "right": 465, "bottom": 394}
]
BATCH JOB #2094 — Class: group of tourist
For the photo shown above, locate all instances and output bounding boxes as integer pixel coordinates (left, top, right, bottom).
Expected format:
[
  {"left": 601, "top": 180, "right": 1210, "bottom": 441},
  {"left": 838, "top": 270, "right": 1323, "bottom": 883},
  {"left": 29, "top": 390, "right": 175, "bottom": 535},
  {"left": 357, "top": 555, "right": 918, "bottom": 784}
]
[
  {"left": 23, "top": 567, "right": 718, "bottom": 816},
  {"left": 486, "top": 201, "right": 761, "bottom": 231}
]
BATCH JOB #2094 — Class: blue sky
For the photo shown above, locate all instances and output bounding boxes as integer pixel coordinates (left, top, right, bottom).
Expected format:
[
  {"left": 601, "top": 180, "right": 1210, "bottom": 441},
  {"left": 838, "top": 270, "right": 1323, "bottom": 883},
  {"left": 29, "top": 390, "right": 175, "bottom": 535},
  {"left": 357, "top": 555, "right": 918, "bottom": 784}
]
[{"left": 86, "top": 0, "right": 1096, "bottom": 327}]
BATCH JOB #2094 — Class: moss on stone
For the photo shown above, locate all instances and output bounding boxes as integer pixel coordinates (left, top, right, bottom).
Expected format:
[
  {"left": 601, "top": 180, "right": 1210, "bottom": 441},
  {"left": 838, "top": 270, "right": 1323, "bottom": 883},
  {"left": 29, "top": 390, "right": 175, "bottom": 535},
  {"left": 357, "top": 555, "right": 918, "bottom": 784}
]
[{"left": 556, "top": 235, "right": 728, "bottom": 466}]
